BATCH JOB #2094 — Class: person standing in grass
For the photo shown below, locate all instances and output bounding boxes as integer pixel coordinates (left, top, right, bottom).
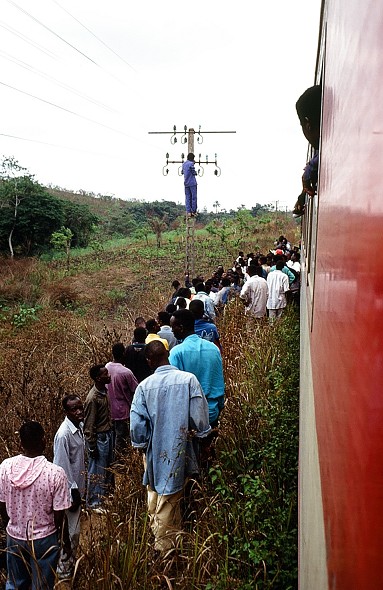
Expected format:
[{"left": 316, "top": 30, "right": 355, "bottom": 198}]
[
  {"left": 157, "top": 311, "right": 178, "bottom": 350},
  {"left": 130, "top": 340, "right": 210, "bottom": 553},
  {"left": 169, "top": 309, "right": 225, "bottom": 468},
  {"left": 106, "top": 343, "right": 138, "bottom": 456},
  {"left": 169, "top": 309, "right": 224, "bottom": 428},
  {"left": 84, "top": 364, "right": 113, "bottom": 510},
  {"left": 54, "top": 395, "right": 85, "bottom": 580},
  {"left": 0, "top": 421, "right": 71, "bottom": 590},
  {"left": 240, "top": 265, "right": 268, "bottom": 318},
  {"left": 124, "top": 327, "right": 153, "bottom": 383},
  {"left": 266, "top": 260, "right": 290, "bottom": 320}
]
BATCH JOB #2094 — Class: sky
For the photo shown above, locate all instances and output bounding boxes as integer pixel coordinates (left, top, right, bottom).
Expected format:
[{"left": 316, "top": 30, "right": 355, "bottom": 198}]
[{"left": 0, "top": 0, "right": 321, "bottom": 213}]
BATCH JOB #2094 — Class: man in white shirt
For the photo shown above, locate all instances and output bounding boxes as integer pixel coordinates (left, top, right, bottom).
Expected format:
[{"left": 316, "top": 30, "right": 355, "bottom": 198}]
[
  {"left": 240, "top": 266, "right": 268, "bottom": 318},
  {"left": 267, "top": 260, "right": 290, "bottom": 320},
  {"left": 54, "top": 395, "right": 85, "bottom": 579}
]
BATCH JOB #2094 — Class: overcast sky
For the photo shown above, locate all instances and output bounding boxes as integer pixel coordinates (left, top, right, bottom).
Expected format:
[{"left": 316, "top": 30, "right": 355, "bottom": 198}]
[{"left": 0, "top": 0, "right": 321, "bottom": 212}]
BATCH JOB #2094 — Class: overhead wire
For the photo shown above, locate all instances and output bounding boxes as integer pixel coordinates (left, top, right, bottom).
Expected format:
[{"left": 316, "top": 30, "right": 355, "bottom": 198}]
[
  {"left": 6, "top": 0, "right": 130, "bottom": 85},
  {"left": 0, "top": 49, "right": 118, "bottom": 114},
  {"left": 6, "top": 0, "right": 97, "bottom": 66},
  {"left": 0, "top": 80, "right": 137, "bottom": 139},
  {"left": 50, "top": 0, "right": 137, "bottom": 73},
  {"left": 0, "top": 20, "right": 58, "bottom": 59},
  {"left": 0, "top": 132, "right": 127, "bottom": 159},
  {"left": 0, "top": 80, "right": 163, "bottom": 152}
]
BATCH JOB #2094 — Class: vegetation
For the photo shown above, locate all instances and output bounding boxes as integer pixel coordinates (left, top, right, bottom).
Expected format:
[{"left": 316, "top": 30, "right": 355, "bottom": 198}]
[{"left": 0, "top": 211, "right": 300, "bottom": 588}]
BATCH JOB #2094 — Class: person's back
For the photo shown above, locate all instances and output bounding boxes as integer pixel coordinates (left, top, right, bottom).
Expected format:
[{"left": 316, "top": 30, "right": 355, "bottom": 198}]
[
  {"left": 267, "top": 262, "right": 289, "bottom": 313},
  {"left": 193, "top": 283, "right": 216, "bottom": 323},
  {"left": 189, "top": 298, "right": 221, "bottom": 349},
  {"left": 240, "top": 266, "right": 268, "bottom": 318},
  {"left": 0, "top": 421, "right": 71, "bottom": 590},
  {"left": 169, "top": 310, "right": 224, "bottom": 426},
  {"left": 124, "top": 328, "right": 153, "bottom": 382},
  {"left": 157, "top": 311, "right": 178, "bottom": 350},
  {"left": 105, "top": 344, "right": 138, "bottom": 421}
]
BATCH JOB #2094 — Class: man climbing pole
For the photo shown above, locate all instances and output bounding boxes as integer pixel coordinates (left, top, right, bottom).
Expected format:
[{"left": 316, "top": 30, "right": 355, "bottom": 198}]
[{"left": 182, "top": 153, "right": 197, "bottom": 217}]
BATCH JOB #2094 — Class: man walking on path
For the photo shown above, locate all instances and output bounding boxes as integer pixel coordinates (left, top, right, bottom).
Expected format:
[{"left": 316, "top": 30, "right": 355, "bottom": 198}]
[
  {"left": 182, "top": 153, "right": 198, "bottom": 217},
  {"left": 0, "top": 421, "right": 71, "bottom": 590},
  {"left": 106, "top": 343, "right": 138, "bottom": 456},
  {"left": 84, "top": 364, "right": 113, "bottom": 510},
  {"left": 130, "top": 341, "right": 210, "bottom": 553},
  {"left": 53, "top": 395, "right": 85, "bottom": 579}
]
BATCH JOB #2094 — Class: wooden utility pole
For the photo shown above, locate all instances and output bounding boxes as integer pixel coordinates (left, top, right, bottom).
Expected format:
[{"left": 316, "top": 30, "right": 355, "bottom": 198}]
[{"left": 148, "top": 125, "right": 236, "bottom": 278}]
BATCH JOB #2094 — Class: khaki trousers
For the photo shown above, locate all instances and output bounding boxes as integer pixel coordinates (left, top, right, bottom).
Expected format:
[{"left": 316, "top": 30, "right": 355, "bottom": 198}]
[{"left": 147, "top": 485, "right": 184, "bottom": 552}]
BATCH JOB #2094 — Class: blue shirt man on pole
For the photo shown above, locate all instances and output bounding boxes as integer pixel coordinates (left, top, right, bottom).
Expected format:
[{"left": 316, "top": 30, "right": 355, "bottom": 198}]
[{"left": 182, "top": 153, "right": 197, "bottom": 217}]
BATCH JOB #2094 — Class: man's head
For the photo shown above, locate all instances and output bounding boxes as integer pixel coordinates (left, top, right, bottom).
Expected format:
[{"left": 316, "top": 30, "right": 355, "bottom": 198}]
[
  {"left": 187, "top": 153, "right": 195, "bottom": 162},
  {"left": 112, "top": 342, "right": 125, "bottom": 362},
  {"left": 134, "top": 317, "right": 146, "bottom": 329},
  {"left": 189, "top": 298, "right": 204, "bottom": 320},
  {"left": 146, "top": 318, "right": 160, "bottom": 334},
  {"left": 145, "top": 340, "right": 169, "bottom": 370},
  {"left": 292, "top": 252, "right": 300, "bottom": 262},
  {"left": 157, "top": 311, "right": 171, "bottom": 327},
  {"left": 247, "top": 265, "right": 262, "bottom": 277},
  {"left": 296, "top": 85, "right": 322, "bottom": 150},
  {"left": 20, "top": 421, "right": 46, "bottom": 455},
  {"left": 276, "top": 260, "right": 285, "bottom": 271},
  {"left": 170, "top": 309, "right": 195, "bottom": 341},
  {"left": 220, "top": 277, "right": 230, "bottom": 288},
  {"left": 62, "top": 395, "right": 84, "bottom": 427},
  {"left": 177, "top": 287, "right": 191, "bottom": 300},
  {"left": 171, "top": 280, "right": 180, "bottom": 291},
  {"left": 165, "top": 303, "right": 177, "bottom": 315},
  {"left": 133, "top": 327, "right": 146, "bottom": 343},
  {"left": 195, "top": 282, "right": 205, "bottom": 293},
  {"left": 89, "top": 364, "right": 111, "bottom": 388}
]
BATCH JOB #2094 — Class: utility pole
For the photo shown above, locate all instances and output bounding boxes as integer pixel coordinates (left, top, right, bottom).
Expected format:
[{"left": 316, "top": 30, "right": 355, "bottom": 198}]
[{"left": 148, "top": 125, "right": 236, "bottom": 278}]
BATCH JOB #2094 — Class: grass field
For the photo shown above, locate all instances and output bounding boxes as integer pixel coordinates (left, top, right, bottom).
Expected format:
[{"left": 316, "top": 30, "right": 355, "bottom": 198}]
[{"left": 0, "top": 220, "right": 300, "bottom": 589}]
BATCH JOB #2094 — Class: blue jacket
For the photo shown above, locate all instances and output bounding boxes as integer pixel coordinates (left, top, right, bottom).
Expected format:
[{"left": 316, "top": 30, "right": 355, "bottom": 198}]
[{"left": 182, "top": 160, "right": 197, "bottom": 187}]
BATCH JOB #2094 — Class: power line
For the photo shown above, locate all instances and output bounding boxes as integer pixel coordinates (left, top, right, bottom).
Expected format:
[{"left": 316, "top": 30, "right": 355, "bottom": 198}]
[
  {"left": 5, "top": 0, "right": 130, "bottom": 85},
  {"left": 0, "top": 20, "right": 58, "bottom": 59},
  {"left": 0, "top": 79, "right": 137, "bottom": 139},
  {"left": 0, "top": 132, "right": 126, "bottom": 159},
  {"left": 6, "top": 0, "right": 97, "bottom": 66},
  {"left": 50, "top": 0, "right": 137, "bottom": 73},
  {"left": 0, "top": 49, "right": 118, "bottom": 114}
]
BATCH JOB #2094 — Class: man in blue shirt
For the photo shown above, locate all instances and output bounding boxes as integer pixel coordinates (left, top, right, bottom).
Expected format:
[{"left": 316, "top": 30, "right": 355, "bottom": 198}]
[
  {"left": 169, "top": 309, "right": 224, "bottom": 428},
  {"left": 130, "top": 340, "right": 210, "bottom": 553},
  {"left": 189, "top": 299, "right": 222, "bottom": 351},
  {"left": 182, "top": 153, "right": 197, "bottom": 217}
]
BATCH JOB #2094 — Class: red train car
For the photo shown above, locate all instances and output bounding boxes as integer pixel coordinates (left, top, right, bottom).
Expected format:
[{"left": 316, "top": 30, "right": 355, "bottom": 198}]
[{"left": 299, "top": 0, "right": 383, "bottom": 588}]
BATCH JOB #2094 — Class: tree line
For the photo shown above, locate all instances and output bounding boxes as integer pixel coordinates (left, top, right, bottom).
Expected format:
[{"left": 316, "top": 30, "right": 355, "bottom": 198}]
[{"left": 0, "top": 157, "right": 275, "bottom": 257}]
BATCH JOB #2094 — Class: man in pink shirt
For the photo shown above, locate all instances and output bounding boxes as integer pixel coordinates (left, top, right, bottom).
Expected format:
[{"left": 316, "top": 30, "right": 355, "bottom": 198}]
[
  {"left": 0, "top": 421, "right": 71, "bottom": 589},
  {"left": 106, "top": 342, "right": 138, "bottom": 456}
]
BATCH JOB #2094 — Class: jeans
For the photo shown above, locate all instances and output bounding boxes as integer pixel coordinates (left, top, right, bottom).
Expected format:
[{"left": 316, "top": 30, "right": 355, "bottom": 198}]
[
  {"left": 185, "top": 185, "right": 197, "bottom": 213},
  {"left": 6, "top": 532, "right": 60, "bottom": 590},
  {"left": 86, "top": 430, "right": 114, "bottom": 508}
]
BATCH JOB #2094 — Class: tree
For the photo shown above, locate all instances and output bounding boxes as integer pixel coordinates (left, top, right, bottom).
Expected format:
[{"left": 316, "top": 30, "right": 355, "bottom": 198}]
[
  {"left": 213, "top": 201, "right": 221, "bottom": 215},
  {"left": 50, "top": 227, "right": 73, "bottom": 271},
  {"left": 0, "top": 176, "right": 64, "bottom": 255},
  {"left": 0, "top": 157, "right": 29, "bottom": 258},
  {"left": 148, "top": 215, "right": 168, "bottom": 248},
  {"left": 62, "top": 201, "right": 98, "bottom": 247}
]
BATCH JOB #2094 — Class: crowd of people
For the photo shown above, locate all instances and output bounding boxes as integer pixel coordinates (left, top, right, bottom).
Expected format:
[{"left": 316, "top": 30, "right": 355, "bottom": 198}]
[{"left": 0, "top": 235, "right": 300, "bottom": 588}]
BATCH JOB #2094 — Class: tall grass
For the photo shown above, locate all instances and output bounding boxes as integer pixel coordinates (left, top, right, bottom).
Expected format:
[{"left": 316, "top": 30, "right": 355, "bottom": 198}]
[{"left": 0, "top": 234, "right": 299, "bottom": 589}]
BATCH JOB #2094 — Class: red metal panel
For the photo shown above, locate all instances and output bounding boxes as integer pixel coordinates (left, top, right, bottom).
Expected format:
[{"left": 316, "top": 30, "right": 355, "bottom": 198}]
[{"left": 310, "top": 0, "right": 383, "bottom": 588}]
